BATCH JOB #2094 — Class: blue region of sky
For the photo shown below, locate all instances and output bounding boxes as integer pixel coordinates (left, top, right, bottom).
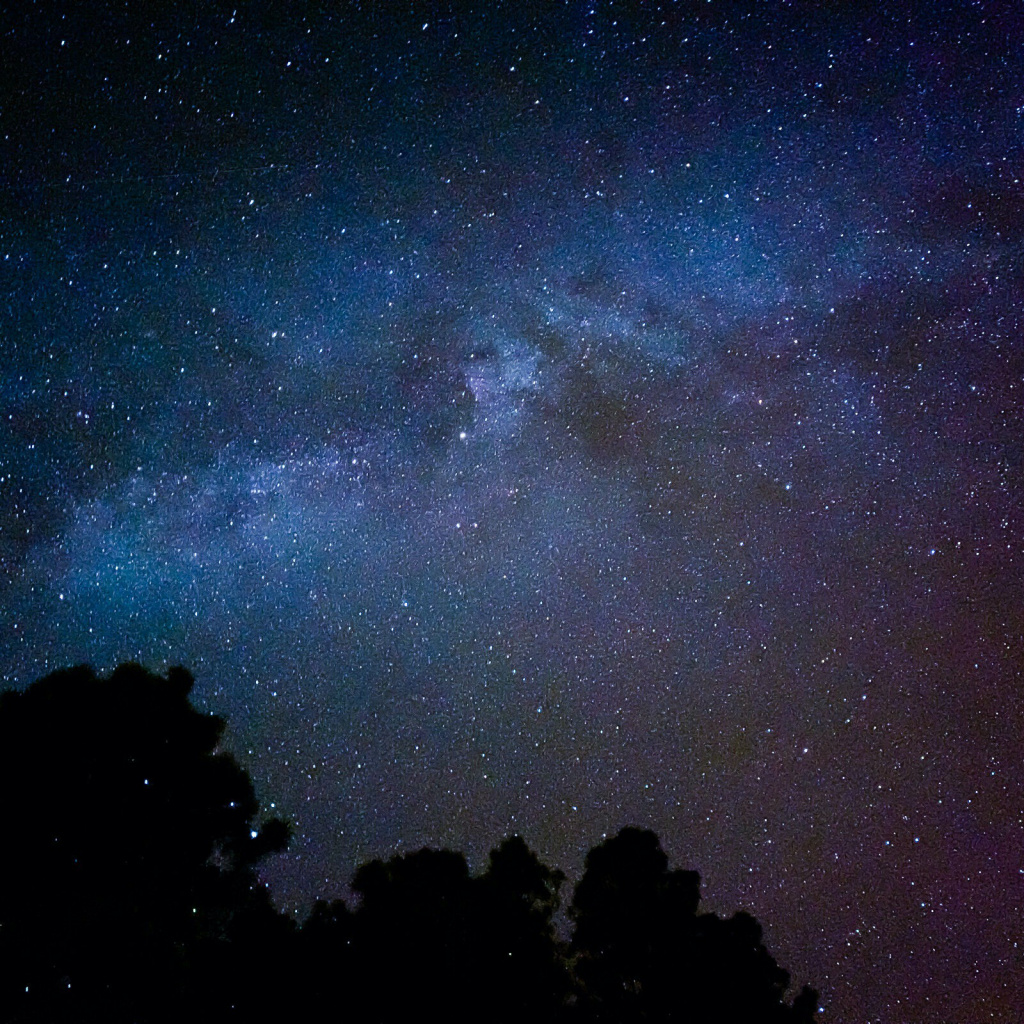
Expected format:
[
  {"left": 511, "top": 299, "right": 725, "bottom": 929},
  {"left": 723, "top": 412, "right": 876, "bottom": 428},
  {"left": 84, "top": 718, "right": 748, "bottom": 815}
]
[{"left": 1, "top": 2, "right": 1022, "bottom": 1021}]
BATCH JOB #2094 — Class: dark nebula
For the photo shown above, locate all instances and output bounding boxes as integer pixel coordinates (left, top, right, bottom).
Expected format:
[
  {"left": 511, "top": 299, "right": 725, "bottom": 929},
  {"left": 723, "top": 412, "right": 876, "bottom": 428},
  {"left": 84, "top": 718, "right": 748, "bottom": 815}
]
[{"left": 2, "top": 3, "right": 1021, "bottom": 1021}]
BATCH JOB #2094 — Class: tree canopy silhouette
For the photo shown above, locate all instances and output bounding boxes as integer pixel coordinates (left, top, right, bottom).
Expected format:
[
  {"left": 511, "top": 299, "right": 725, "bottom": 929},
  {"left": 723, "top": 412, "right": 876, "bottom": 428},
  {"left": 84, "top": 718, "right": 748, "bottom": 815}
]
[
  {"left": 338, "top": 835, "right": 569, "bottom": 1024},
  {"left": 0, "top": 663, "right": 290, "bottom": 1022},
  {"left": 0, "top": 663, "right": 819, "bottom": 1023},
  {"left": 570, "top": 827, "right": 818, "bottom": 1024}
]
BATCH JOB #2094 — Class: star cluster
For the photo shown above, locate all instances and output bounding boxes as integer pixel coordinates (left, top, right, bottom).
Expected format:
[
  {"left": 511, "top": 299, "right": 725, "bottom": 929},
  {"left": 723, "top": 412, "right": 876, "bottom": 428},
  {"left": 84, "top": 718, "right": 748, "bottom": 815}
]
[{"left": 2, "top": 3, "right": 1022, "bottom": 1021}]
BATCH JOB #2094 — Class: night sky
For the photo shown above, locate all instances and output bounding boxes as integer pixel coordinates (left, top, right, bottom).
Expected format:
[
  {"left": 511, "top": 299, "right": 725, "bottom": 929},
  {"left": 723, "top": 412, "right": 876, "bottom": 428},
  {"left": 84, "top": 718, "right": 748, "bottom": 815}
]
[{"left": 2, "top": 2, "right": 1023, "bottom": 1020}]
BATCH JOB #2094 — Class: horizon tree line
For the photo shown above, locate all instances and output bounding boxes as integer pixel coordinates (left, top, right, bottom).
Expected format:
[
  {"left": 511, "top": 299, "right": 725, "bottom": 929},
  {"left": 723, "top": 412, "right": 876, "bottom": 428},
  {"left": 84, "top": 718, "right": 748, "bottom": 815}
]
[{"left": 0, "top": 662, "right": 819, "bottom": 1023}]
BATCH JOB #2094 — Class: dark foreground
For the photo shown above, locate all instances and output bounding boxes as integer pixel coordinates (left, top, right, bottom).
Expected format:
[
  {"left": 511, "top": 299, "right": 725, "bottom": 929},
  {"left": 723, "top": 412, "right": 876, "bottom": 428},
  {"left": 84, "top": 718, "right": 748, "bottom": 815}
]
[{"left": 0, "top": 664, "right": 818, "bottom": 1023}]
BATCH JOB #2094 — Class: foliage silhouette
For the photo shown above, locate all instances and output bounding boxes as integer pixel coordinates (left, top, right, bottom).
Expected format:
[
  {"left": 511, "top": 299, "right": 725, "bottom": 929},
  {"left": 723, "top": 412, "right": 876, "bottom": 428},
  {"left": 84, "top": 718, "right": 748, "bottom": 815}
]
[
  {"left": 1, "top": 663, "right": 819, "bottom": 1023},
  {"left": 297, "top": 835, "right": 569, "bottom": 1024},
  {"left": 569, "top": 827, "right": 818, "bottom": 1023},
  {"left": 475, "top": 835, "right": 569, "bottom": 1021},
  {"left": 351, "top": 846, "right": 477, "bottom": 1022},
  {"left": 0, "top": 663, "right": 291, "bottom": 1022}
]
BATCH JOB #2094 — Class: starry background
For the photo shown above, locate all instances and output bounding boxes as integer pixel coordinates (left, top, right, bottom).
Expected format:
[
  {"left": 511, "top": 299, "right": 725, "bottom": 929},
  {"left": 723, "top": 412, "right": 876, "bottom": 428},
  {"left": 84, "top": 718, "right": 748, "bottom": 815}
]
[{"left": 2, "top": 1, "right": 1023, "bottom": 1020}]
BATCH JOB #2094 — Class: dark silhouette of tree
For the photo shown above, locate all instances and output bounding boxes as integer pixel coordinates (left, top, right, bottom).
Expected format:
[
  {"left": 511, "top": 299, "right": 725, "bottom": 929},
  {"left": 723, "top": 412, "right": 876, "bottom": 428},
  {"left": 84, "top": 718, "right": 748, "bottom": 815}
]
[
  {"left": 0, "top": 663, "right": 291, "bottom": 1023},
  {"left": 569, "top": 826, "right": 700, "bottom": 1021},
  {"left": 350, "top": 846, "right": 476, "bottom": 1022},
  {"left": 569, "top": 827, "right": 818, "bottom": 1024},
  {"left": 1, "top": 664, "right": 820, "bottom": 1023},
  {"left": 295, "top": 896, "right": 356, "bottom": 1017},
  {"left": 297, "top": 835, "right": 570, "bottom": 1023},
  {"left": 474, "top": 835, "right": 569, "bottom": 1022}
]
